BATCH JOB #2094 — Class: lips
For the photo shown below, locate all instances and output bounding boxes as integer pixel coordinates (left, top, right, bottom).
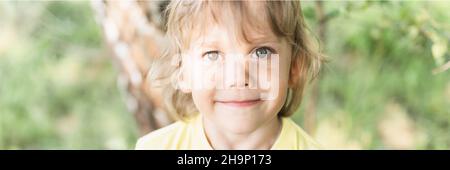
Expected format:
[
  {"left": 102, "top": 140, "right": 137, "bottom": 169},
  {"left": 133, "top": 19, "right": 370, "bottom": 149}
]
[{"left": 215, "top": 99, "right": 262, "bottom": 107}]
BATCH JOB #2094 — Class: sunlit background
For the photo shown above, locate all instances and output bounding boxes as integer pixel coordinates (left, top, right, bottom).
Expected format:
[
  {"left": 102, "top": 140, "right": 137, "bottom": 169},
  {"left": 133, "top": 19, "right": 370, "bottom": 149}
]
[{"left": 0, "top": 1, "right": 449, "bottom": 149}]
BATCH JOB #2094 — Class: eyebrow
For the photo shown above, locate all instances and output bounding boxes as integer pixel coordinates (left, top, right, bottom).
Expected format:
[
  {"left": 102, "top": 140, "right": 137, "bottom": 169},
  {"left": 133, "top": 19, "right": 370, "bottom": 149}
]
[
  {"left": 199, "top": 35, "right": 279, "bottom": 48},
  {"left": 199, "top": 41, "right": 221, "bottom": 51},
  {"left": 245, "top": 35, "right": 280, "bottom": 45}
]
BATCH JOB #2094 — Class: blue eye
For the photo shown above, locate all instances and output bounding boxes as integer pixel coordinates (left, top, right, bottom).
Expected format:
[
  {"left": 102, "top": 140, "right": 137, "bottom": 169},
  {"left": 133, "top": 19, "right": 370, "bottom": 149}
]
[
  {"left": 253, "top": 47, "right": 273, "bottom": 59},
  {"left": 204, "top": 51, "right": 220, "bottom": 61}
]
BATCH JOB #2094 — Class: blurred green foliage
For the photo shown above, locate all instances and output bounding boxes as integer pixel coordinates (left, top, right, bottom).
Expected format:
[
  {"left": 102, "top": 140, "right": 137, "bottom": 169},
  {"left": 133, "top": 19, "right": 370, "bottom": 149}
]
[
  {"left": 297, "top": 1, "right": 450, "bottom": 149},
  {"left": 0, "top": 1, "right": 449, "bottom": 149},
  {"left": 0, "top": 1, "right": 138, "bottom": 149}
]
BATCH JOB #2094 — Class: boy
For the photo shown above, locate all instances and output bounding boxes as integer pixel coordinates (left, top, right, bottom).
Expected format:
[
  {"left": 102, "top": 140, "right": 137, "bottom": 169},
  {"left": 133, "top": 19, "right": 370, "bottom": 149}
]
[{"left": 137, "top": 0, "right": 323, "bottom": 150}]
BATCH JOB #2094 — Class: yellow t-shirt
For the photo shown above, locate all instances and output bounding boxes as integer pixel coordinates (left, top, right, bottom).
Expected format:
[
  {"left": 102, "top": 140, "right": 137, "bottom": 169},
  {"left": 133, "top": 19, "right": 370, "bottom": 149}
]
[{"left": 135, "top": 113, "right": 320, "bottom": 150}]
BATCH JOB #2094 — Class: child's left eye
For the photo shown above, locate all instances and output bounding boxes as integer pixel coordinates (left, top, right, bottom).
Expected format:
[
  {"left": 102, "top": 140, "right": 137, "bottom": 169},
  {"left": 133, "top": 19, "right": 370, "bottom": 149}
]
[{"left": 252, "top": 47, "right": 274, "bottom": 59}]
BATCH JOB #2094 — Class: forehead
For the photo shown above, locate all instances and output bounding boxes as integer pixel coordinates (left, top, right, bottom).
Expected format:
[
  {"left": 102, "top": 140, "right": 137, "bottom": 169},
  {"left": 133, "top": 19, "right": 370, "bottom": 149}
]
[
  {"left": 190, "top": 23, "right": 279, "bottom": 49},
  {"left": 180, "top": 1, "right": 280, "bottom": 49}
]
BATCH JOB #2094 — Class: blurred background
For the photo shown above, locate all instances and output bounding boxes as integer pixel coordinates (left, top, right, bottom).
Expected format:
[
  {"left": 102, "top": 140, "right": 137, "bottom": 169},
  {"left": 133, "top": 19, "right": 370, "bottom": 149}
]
[{"left": 0, "top": 1, "right": 449, "bottom": 149}]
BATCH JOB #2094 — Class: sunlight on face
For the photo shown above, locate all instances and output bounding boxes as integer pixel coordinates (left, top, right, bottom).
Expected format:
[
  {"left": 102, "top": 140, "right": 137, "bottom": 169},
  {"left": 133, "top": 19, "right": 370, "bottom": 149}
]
[
  {"left": 178, "top": 22, "right": 292, "bottom": 134},
  {"left": 174, "top": 0, "right": 295, "bottom": 134}
]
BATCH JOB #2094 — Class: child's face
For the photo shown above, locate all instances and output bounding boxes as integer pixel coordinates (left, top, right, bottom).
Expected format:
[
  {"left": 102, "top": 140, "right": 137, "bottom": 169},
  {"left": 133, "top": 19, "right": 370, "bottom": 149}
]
[{"left": 179, "top": 12, "right": 293, "bottom": 134}]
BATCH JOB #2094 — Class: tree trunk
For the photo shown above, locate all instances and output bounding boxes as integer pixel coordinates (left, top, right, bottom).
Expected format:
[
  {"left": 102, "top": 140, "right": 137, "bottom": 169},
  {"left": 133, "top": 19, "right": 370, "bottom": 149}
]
[
  {"left": 304, "top": 1, "right": 327, "bottom": 135},
  {"left": 91, "top": 0, "right": 173, "bottom": 136}
]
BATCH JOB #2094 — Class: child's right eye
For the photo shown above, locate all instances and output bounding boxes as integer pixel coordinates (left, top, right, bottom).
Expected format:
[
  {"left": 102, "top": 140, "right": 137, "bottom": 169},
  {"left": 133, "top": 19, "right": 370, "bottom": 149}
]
[{"left": 203, "top": 51, "right": 220, "bottom": 61}]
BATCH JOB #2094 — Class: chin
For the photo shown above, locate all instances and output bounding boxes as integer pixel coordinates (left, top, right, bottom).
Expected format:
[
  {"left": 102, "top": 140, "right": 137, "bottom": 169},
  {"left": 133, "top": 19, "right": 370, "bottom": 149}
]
[
  {"left": 216, "top": 113, "right": 266, "bottom": 134},
  {"left": 224, "top": 122, "right": 260, "bottom": 134}
]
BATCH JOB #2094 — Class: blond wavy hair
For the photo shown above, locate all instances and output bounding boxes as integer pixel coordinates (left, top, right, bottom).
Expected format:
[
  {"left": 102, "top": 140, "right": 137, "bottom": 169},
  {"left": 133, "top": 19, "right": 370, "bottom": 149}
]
[{"left": 148, "top": 0, "right": 324, "bottom": 120}]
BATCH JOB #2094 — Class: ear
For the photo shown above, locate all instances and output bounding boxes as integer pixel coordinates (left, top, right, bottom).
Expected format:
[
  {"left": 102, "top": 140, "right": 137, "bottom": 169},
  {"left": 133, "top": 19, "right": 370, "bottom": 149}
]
[
  {"left": 288, "top": 55, "right": 302, "bottom": 88},
  {"left": 177, "top": 69, "right": 192, "bottom": 93}
]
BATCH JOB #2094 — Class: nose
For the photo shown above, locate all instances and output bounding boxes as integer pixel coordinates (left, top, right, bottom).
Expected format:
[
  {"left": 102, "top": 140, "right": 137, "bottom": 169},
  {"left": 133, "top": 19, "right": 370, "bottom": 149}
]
[{"left": 223, "top": 54, "right": 255, "bottom": 89}]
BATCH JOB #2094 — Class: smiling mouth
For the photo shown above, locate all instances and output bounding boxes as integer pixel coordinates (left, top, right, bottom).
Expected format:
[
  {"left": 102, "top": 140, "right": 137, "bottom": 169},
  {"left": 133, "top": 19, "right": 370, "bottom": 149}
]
[{"left": 215, "top": 99, "right": 262, "bottom": 107}]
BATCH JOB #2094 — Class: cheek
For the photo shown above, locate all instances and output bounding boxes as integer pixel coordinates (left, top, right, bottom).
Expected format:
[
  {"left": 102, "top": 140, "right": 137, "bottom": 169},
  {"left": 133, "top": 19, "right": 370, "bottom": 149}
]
[
  {"left": 185, "top": 56, "right": 219, "bottom": 90},
  {"left": 276, "top": 45, "right": 292, "bottom": 92},
  {"left": 191, "top": 89, "right": 215, "bottom": 114},
  {"left": 279, "top": 48, "right": 292, "bottom": 85},
  {"left": 263, "top": 49, "right": 291, "bottom": 114},
  {"left": 260, "top": 51, "right": 290, "bottom": 101},
  {"left": 264, "top": 79, "right": 288, "bottom": 116}
]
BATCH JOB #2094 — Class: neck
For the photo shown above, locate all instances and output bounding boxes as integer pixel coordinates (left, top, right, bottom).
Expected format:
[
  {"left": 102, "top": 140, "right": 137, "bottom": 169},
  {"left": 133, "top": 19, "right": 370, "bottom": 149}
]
[{"left": 202, "top": 115, "right": 282, "bottom": 150}]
